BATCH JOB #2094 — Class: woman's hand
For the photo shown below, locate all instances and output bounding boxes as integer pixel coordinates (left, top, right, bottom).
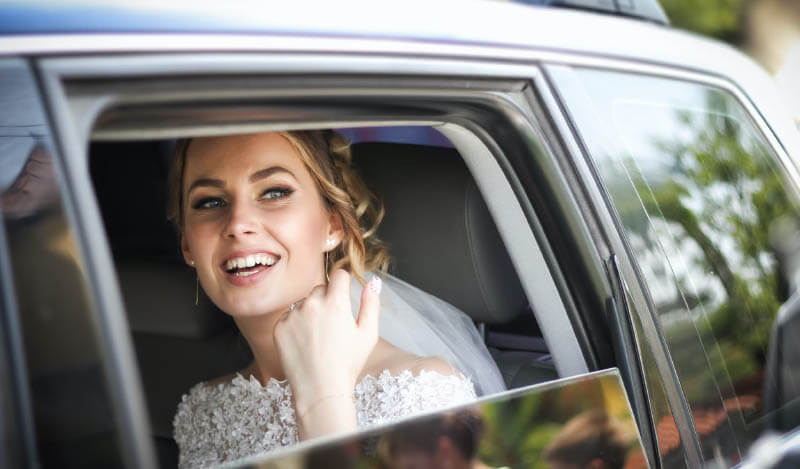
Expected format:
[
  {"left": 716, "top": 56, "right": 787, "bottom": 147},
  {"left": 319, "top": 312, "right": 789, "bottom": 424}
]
[{"left": 273, "top": 269, "right": 382, "bottom": 438}]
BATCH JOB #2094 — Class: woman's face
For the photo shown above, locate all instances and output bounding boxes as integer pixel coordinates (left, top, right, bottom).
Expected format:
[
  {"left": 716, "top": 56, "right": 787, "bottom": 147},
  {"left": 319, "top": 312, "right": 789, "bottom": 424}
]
[{"left": 180, "top": 132, "right": 341, "bottom": 317}]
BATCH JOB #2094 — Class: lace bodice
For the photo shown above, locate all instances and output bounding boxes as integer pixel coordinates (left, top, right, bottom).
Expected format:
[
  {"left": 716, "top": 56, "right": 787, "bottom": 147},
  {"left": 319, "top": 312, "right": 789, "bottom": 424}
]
[{"left": 173, "top": 369, "right": 477, "bottom": 468}]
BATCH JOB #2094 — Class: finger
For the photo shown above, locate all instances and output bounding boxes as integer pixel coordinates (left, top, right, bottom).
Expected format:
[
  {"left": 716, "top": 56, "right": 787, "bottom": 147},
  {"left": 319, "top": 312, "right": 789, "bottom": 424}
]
[
  {"left": 326, "top": 268, "right": 352, "bottom": 307},
  {"left": 305, "top": 283, "right": 328, "bottom": 301},
  {"left": 357, "top": 275, "right": 382, "bottom": 333}
]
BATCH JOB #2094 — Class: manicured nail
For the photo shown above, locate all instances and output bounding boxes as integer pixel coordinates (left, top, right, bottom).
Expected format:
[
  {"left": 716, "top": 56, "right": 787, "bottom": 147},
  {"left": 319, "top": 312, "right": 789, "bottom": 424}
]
[{"left": 368, "top": 275, "right": 382, "bottom": 294}]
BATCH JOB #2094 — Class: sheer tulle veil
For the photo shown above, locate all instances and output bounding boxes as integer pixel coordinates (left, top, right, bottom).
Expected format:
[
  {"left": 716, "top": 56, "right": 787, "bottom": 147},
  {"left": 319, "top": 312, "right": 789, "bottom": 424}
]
[{"left": 350, "top": 273, "right": 506, "bottom": 396}]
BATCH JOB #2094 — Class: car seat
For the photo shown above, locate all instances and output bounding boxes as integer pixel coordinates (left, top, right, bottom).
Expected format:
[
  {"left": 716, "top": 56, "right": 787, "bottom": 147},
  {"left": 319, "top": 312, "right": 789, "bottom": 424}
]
[{"left": 351, "top": 142, "right": 557, "bottom": 388}]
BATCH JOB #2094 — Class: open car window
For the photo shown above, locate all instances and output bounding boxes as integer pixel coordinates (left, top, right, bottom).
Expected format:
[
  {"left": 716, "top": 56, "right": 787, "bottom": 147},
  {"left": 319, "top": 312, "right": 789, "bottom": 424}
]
[
  {"left": 37, "top": 54, "right": 610, "bottom": 467},
  {"left": 86, "top": 122, "right": 568, "bottom": 465}
]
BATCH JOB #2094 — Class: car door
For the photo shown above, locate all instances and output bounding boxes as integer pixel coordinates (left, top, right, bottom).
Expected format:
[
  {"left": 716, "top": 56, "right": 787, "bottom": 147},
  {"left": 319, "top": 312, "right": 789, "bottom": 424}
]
[{"left": 28, "top": 41, "right": 661, "bottom": 467}]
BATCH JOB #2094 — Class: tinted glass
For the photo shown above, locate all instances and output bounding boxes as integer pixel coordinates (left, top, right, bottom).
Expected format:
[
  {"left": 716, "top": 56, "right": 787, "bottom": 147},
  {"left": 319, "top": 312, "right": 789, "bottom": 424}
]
[
  {"left": 552, "top": 67, "right": 800, "bottom": 465},
  {"left": 239, "top": 370, "right": 644, "bottom": 469},
  {"left": 0, "top": 60, "right": 124, "bottom": 467}
]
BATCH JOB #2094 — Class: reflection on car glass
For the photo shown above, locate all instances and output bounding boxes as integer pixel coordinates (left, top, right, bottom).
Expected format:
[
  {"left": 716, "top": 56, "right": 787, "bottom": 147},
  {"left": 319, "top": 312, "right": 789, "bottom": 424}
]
[
  {"left": 235, "top": 369, "right": 645, "bottom": 469},
  {"left": 1, "top": 144, "right": 60, "bottom": 219},
  {"left": 553, "top": 66, "right": 800, "bottom": 466}
]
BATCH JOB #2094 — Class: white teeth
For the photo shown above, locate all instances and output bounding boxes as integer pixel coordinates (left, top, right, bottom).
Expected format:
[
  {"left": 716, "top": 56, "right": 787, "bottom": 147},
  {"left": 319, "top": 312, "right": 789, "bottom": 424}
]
[{"left": 225, "top": 254, "right": 278, "bottom": 271}]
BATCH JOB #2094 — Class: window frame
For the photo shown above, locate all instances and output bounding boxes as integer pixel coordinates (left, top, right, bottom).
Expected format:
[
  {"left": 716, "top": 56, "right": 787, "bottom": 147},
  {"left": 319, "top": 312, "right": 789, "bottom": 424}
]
[{"left": 34, "top": 48, "right": 656, "bottom": 465}]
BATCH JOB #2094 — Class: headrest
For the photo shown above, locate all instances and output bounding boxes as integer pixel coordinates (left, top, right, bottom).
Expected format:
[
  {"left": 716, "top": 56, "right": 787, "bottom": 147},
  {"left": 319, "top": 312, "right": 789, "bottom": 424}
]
[
  {"left": 352, "top": 142, "right": 525, "bottom": 324},
  {"left": 90, "top": 141, "right": 234, "bottom": 338}
]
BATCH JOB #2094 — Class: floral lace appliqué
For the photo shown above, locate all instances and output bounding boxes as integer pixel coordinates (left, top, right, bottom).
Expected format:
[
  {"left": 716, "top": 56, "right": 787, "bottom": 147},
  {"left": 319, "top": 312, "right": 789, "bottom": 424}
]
[{"left": 173, "top": 370, "right": 476, "bottom": 469}]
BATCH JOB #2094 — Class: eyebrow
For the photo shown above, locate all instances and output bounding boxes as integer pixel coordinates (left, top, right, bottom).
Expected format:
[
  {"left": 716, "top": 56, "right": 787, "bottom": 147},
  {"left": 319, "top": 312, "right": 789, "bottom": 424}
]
[
  {"left": 250, "top": 166, "right": 295, "bottom": 182},
  {"left": 186, "top": 166, "right": 295, "bottom": 194}
]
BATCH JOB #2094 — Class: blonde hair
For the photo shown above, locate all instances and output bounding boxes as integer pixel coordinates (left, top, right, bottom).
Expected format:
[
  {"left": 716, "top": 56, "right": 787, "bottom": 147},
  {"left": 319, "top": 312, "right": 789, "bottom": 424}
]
[{"left": 166, "top": 130, "right": 390, "bottom": 284}]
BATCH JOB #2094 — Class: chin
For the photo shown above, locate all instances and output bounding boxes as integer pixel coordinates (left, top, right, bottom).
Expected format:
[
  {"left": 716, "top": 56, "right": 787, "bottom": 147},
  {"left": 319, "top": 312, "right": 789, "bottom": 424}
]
[{"left": 214, "top": 292, "right": 285, "bottom": 318}]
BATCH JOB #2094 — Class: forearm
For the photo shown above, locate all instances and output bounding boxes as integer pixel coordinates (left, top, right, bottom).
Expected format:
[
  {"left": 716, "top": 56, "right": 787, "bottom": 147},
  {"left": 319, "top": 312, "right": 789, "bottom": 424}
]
[{"left": 295, "top": 393, "right": 358, "bottom": 440}]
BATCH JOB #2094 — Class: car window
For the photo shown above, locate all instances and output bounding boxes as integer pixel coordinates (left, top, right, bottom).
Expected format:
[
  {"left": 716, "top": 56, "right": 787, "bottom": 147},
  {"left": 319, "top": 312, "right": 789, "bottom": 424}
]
[
  {"left": 551, "top": 66, "right": 800, "bottom": 464},
  {"left": 238, "top": 369, "right": 644, "bottom": 469},
  {"left": 87, "top": 123, "right": 557, "bottom": 465},
  {"left": 0, "top": 60, "right": 125, "bottom": 466}
]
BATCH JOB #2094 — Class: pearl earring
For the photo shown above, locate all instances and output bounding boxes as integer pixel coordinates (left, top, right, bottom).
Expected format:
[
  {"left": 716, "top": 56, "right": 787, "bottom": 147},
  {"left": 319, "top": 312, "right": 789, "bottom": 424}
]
[{"left": 326, "top": 239, "right": 336, "bottom": 248}]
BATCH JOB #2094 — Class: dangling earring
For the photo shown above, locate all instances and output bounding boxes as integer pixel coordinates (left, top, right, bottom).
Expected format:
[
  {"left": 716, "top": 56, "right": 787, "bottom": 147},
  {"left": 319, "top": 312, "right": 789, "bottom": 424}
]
[
  {"left": 325, "top": 251, "right": 330, "bottom": 283},
  {"left": 325, "top": 239, "right": 336, "bottom": 283},
  {"left": 190, "top": 260, "right": 199, "bottom": 306}
]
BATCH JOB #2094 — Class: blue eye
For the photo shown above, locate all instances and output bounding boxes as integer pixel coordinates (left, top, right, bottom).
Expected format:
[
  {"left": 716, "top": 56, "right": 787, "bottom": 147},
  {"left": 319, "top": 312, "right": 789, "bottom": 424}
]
[
  {"left": 193, "top": 197, "right": 226, "bottom": 209},
  {"left": 261, "top": 188, "right": 293, "bottom": 200}
]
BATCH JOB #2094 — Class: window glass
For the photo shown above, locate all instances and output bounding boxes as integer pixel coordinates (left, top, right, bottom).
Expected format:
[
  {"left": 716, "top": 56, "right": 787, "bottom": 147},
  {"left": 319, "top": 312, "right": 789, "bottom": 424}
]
[
  {"left": 245, "top": 370, "right": 643, "bottom": 469},
  {"left": 552, "top": 67, "right": 800, "bottom": 464},
  {"left": 0, "top": 60, "right": 123, "bottom": 467}
]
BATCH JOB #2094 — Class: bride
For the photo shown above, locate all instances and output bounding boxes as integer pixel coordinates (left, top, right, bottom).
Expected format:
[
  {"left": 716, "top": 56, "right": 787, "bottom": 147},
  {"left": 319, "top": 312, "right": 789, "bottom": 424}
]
[{"left": 169, "top": 130, "right": 504, "bottom": 468}]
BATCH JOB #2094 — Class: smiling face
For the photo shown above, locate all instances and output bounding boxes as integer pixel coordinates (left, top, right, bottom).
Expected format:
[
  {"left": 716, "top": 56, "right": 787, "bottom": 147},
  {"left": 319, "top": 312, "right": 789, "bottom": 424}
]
[{"left": 180, "top": 132, "right": 342, "bottom": 317}]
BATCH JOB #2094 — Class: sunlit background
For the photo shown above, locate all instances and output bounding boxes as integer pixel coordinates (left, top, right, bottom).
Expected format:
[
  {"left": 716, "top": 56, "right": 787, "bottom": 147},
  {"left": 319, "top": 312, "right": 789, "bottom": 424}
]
[{"left": 660, "top": 0, "right": 800, "bottom": 128}]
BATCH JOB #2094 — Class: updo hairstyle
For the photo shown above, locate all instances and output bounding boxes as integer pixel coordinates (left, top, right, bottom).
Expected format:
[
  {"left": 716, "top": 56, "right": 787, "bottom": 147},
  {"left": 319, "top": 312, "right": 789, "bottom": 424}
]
[{"left": 166, "top": 130, "right": 390, "bottom": 283}]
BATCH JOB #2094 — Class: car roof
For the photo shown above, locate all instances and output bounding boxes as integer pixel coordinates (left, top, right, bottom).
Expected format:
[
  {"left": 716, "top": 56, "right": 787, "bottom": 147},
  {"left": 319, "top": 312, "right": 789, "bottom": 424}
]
[
  {"left": 3, "top": 0, "right": 797, "bottom": 170},
  {"left": 0, "top": 0, "right": 742, "bottom": 75},
  {"left": 4, "top": 0, "right": 669, "bottom": 35}
]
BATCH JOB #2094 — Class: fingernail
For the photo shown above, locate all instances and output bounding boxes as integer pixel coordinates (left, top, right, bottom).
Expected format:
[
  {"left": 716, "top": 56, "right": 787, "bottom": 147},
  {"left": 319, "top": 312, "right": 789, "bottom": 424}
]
[{"left": 368, "top": 275, "right": 382, "bottom": 294}]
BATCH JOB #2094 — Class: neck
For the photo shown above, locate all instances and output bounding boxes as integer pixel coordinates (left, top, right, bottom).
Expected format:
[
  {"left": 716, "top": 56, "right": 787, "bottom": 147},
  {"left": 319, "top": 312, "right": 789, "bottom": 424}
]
[
  {"left": 234, "top": 312, "right": 285, "bottom": 383},
  {"left": 232, "top": 271, "right": 329, "bottom": 385}
]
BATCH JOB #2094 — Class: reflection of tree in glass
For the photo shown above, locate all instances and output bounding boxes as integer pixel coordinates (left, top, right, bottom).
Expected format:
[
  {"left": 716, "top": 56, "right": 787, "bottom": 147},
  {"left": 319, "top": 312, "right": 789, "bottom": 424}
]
[
  {"left": 476, "top": 380, "right": 639, "bottom": 469},
  {"left": 479, "top": 392, "right": 558, "bottom": 469},
  {"left": 380, "top": 409, "right": 492, "bottom": 469},
  {"left": 544, "top": 410, "right": 633, "bottom": 469},
  {"left": 623, "top": 90, "right": 796, "bottom": 417}
]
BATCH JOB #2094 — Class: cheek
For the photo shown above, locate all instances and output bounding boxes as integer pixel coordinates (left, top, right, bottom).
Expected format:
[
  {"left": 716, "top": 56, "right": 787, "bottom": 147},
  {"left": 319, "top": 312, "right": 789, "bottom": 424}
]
[
  {"left": 277, "top": 209, "right": 328, "bottom": 252},
  {"left": 183, "top": 221, "right": 218, "bottom": 258}
]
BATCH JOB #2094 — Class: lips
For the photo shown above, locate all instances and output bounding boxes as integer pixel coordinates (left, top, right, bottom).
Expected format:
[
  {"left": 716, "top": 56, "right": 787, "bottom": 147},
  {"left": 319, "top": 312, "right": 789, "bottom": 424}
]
[
  {"left": 223, "top": 253, "right": 278, "bottom": 272},
  {"left": 221, "top": 252, "right": 280, "bottom": 284}
]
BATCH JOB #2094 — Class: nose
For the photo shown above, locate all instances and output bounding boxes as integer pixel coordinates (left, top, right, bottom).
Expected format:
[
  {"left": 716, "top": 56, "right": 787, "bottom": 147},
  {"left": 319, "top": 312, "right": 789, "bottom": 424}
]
[{"left": 222, "top": 199, "right": 259, "bottom": 239}]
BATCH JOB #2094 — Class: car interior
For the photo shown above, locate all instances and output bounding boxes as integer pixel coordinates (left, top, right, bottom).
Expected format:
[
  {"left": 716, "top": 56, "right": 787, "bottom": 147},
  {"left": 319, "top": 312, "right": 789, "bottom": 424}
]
[{"left": 87, "top": 126, "right": 559, "bottom": 466}]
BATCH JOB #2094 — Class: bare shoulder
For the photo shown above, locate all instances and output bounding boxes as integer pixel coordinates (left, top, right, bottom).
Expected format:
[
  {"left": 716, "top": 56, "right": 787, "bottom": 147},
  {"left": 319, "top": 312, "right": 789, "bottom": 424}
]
[
  {"left": 409, "top": 356, "right": 459, "bottom": 376},
  {"left": 204, "top": 372, "right": 238, "bottom": 387},
  {"left": 366, "top": 340, "right": 461, "bottom": 378}
]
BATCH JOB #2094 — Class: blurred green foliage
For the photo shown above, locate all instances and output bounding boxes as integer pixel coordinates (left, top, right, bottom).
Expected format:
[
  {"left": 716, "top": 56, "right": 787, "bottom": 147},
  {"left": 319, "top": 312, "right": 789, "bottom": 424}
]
[
  {"left": 661, "top": 0, "right": 745, "bottom": 45},
  {"left": 616, "top": 89, "right": 794, "bottom": 412}
]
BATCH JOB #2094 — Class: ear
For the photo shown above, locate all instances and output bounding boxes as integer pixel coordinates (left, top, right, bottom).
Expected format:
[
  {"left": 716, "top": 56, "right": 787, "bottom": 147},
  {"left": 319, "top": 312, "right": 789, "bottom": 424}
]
[
  {"left": 324, "top": 211, "right": 345, "bottom": 251},
  {"left": 180, "top": 234, "right": 194, "bottom": 267}
]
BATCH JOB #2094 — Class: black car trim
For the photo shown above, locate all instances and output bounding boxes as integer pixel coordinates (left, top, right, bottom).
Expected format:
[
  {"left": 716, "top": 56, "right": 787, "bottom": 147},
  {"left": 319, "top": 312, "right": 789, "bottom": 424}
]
[{"left": 605, "top": 254, "right": 659, "bottom": 467}]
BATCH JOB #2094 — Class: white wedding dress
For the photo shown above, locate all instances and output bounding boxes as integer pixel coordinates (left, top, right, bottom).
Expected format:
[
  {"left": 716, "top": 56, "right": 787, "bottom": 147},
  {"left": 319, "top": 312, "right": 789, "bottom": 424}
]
[
  {"left": 173, "top": 274, "right": 504, "bottom": 468},
  {"left": 173, "top": 369, "right": 476, "bottom": 468}
]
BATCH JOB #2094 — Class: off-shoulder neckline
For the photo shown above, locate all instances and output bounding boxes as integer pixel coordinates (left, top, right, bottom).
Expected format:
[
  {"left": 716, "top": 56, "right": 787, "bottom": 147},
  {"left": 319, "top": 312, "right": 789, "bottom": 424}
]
[{"left": 198, "top": 368, "right": 467, "bottom": 393}]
